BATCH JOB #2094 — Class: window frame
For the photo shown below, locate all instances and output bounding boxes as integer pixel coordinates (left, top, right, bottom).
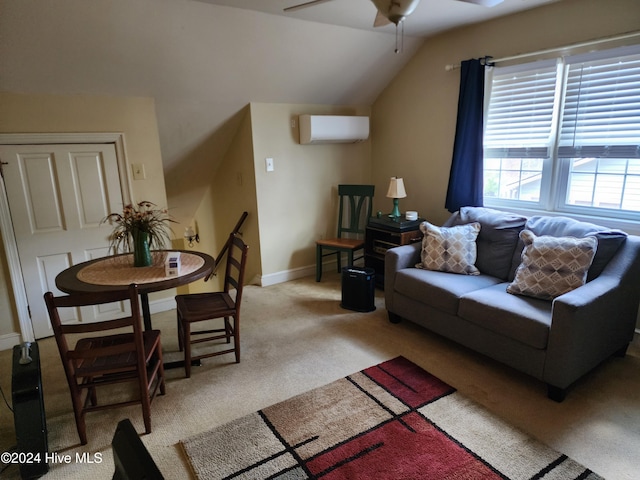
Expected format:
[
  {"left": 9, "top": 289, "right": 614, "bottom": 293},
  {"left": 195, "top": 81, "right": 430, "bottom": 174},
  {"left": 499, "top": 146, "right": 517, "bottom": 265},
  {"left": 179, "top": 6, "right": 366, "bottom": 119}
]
[{"left": 482, "top": 45, "right": 640, "bottom": 231}]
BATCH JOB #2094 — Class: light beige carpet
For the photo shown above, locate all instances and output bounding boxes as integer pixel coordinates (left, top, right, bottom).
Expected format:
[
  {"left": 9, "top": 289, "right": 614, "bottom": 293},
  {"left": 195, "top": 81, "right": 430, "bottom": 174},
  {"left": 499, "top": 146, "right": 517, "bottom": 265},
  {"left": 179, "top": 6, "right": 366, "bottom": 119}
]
[{"left": 0, "top": 272, "right": 639, "bottom": 479}]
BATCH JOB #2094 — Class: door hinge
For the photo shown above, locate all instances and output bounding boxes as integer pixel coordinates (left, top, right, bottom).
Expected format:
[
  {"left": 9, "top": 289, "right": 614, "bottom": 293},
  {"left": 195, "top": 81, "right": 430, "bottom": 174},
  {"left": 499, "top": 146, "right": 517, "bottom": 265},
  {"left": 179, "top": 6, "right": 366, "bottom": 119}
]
[{"left": 27, "top": 305, "right": 32, "bottom": 319}]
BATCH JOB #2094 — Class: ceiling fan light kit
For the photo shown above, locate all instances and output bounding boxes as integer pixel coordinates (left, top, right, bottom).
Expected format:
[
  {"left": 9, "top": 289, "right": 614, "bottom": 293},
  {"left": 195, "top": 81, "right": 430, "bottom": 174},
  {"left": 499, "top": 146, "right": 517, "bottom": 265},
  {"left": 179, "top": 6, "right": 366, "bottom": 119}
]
[{"left": 371, "top": 0, "right": 422, "bottom": 26}]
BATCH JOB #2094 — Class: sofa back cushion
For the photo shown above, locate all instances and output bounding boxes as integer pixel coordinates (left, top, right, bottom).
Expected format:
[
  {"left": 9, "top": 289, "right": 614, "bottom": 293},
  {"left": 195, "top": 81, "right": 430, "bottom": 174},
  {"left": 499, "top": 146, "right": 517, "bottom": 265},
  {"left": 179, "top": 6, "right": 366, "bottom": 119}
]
[
  {"left": 446, "top": 207, "right": 527, "bottom": 280},
  {"left": 510, "top": 216, "right": 627, "bottom": 281}
]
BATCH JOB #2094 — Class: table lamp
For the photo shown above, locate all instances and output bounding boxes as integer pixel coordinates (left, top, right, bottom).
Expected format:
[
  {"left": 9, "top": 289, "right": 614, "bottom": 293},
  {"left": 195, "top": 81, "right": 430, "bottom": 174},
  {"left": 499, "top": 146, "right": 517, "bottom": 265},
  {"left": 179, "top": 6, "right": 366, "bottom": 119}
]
[{"left": 386, "top": 177, "right": 407, "bottom": 219}]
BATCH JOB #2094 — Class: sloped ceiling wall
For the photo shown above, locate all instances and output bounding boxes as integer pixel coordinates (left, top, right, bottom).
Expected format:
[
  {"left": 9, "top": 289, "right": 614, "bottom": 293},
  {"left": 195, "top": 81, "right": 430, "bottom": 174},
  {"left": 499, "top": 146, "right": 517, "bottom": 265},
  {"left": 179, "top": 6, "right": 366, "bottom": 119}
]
[{"left": 0, "top": 0, "right": 423, "bottom": 226}]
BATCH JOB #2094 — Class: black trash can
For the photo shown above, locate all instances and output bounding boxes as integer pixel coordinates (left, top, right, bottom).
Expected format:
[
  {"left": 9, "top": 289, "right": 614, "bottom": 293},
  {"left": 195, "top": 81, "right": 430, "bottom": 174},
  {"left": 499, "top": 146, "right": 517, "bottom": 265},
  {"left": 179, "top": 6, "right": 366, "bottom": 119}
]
[{"left": 341, "top": 266, "right": 376, "bottom": 312}]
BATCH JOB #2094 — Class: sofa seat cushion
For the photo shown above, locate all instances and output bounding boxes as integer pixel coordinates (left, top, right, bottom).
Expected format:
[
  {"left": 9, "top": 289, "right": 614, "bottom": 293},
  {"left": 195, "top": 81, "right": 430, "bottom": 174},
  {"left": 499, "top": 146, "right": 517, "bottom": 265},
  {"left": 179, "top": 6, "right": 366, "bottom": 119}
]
[
  {"left": 458, "top": 283, "right": 552, "bottom": 350},
  {"left": 394, "top": 268, "right": 502, "bottom": 315}
]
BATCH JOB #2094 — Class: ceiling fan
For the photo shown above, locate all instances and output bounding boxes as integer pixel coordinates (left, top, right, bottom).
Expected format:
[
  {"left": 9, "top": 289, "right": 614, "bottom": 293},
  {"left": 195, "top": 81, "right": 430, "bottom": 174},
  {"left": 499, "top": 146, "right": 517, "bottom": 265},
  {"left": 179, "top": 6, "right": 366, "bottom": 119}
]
[
  {"left": 284, "top": 0, "right": 504, "bottom": 51},
  {"left": 284, "top": 0, "right": 505, "bottom": 28}
]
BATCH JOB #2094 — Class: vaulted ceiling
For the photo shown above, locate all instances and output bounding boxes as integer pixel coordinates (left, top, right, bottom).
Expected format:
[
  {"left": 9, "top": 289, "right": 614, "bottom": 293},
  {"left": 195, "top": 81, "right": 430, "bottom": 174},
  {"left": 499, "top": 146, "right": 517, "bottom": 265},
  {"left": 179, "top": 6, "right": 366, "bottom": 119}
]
[{"left": 0, "top": 0, "right": 559, "bottom": 224}]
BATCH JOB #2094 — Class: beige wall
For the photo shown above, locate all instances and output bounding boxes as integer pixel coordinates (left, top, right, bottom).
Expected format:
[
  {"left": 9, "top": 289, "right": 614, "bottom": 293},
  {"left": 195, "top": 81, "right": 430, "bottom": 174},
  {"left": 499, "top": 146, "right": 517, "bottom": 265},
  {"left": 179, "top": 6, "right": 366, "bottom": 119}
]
[
  {"left": 179, "top": 102, "right": 374, "bottom": 291},
  {"left": 0, "top": 92, "right": 168, "bottom": 342},
  {"left": 181, "top": 106, "right": 260, "bottom": 294},
  {"left": 0, "top": 93, "right": 167, "bottom": 204},
  {"left": 249, "top": 103, "right": 373, "bottom": 284},
  {"left": 372, "top": 0, "right": 640, "bottom": 227}
]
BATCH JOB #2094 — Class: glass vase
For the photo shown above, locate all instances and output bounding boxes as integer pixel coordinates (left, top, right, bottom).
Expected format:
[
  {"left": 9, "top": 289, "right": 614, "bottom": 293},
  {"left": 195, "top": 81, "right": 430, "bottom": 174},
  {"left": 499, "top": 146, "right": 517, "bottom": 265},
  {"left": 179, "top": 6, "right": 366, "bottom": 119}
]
[{"left": 132, "top": 228, "right": 153, "bottom": 267}]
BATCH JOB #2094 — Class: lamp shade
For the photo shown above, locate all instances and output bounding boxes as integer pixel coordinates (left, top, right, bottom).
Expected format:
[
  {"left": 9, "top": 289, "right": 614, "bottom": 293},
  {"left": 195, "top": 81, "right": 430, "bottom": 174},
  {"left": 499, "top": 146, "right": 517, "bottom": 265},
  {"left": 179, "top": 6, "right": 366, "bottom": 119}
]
[{"left": 386, "top": 177, "right": 407, "bottom": 199}]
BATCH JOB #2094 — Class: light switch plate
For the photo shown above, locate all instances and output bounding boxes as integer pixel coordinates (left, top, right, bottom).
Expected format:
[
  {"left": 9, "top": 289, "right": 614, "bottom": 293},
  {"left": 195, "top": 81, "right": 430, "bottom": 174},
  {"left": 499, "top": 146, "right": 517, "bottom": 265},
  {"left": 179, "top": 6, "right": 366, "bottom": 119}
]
[
  {"left": 265, "top": 157, "right": 274, "bottom": 172},
  {"left": 132, "top": 163, "right": 146, "bottom": 180}
]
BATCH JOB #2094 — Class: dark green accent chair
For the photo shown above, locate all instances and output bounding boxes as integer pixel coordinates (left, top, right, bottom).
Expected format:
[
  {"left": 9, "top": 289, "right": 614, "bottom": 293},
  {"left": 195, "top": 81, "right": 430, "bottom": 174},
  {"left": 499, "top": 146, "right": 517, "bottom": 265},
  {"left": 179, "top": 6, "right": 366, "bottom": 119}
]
[{"left": 316, "top": 184, "right": 375, "bottom": 282}]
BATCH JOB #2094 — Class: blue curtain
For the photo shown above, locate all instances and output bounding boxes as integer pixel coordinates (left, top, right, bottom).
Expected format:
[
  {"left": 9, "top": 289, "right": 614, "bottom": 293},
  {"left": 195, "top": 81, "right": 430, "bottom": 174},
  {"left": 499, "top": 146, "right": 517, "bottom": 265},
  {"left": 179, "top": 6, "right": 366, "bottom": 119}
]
[{"left": 445, "top": 58, "right": 486, "bottom": 213}]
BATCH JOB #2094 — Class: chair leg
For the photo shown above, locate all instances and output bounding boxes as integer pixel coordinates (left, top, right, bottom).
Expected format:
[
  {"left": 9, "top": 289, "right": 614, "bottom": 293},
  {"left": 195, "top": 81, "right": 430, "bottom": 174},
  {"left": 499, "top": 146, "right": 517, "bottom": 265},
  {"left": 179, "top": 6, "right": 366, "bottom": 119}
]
[
  {"left": 183, "top": 321, "right": 192, "bottom": 378},
  {"left": 233, "top": 315, "right": 240, "bottom": 363},
  {"left": 347, "top": 250, "right": 354, "bottom": 269},
  {"left": 224, "top": 317, "right": 231, "bottom": 344},
  {"left": 71, "top": 389, "right": 88, "bottom": 445},
  {"left": 76, "top": 412, "right": 88, "bottom": 446},
  {"left": 156, "top": 346, "right": 166, "bottom": 396},
  {"left": 177, "top": 311, "right": 184, "bottom": 352},
  {"left": 316, "top": 244, "right": 322, "bottom": 282},
  {"left": 336, "top": 251, "right": 342, "bottom": 273},
  {"left": 141, "top": 382, "right": 152, "bottom": 435}
]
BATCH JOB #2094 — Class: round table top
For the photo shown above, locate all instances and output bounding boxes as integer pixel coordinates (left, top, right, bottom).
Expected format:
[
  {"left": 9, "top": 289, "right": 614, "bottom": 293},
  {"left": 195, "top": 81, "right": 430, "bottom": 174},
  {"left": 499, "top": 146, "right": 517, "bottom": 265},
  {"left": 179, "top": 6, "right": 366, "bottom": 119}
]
[{"left": 55, "top": 250, "right": 215, "bottom": 294}]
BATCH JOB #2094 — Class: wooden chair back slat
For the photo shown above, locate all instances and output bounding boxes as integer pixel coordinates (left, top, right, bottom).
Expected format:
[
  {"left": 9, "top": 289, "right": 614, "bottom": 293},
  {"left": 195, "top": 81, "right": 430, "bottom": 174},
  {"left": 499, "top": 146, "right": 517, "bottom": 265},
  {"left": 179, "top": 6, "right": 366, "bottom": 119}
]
[{"left": 337, "top": 184, "right": 375, "bottom": 237}]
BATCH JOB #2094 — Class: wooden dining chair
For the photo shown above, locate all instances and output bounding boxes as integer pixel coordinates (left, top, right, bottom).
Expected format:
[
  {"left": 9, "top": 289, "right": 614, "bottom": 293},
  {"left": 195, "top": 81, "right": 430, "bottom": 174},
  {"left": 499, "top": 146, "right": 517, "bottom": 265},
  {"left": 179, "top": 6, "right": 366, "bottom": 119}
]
[
  {"left": 43, "top": 283, "right": 165, "bottom": 445},
  {"left": 316, "top": 184, "right": 375, "bottom": 281},
  {"left": 175, "top": 233, "right": 249, "bottom": 378}
]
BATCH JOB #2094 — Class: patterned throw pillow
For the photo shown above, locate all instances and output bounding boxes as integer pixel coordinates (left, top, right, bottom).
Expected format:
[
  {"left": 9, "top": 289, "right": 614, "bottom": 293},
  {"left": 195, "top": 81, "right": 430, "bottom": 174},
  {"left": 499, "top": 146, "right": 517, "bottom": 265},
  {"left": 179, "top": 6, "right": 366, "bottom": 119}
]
[
  {"left": 417, "top": 222, "right": 481, "bottom": 275},
  {"left": 507, "top": 230, "right": 597, "bottom": 300}
]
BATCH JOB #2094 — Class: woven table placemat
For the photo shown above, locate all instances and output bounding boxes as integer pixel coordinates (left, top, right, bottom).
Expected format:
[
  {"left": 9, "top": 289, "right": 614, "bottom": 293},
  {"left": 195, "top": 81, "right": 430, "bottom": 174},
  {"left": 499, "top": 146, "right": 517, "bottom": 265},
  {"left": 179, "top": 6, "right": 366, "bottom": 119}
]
[{"left": 77, "top": 252, "right": 205, "bottom": 286}]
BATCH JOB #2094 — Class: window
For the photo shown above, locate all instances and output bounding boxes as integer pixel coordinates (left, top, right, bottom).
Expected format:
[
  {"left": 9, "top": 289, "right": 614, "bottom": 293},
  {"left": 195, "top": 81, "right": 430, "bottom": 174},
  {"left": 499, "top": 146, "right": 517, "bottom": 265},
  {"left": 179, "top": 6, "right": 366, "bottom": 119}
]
[{"left": 483, "top": 45, "right": 640, "bottom": 221}]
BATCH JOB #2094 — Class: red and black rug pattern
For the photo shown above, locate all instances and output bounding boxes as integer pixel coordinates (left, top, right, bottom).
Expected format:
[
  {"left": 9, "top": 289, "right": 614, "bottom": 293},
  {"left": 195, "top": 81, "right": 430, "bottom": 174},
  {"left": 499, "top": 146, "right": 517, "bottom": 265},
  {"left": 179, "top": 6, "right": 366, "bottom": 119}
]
[{"left": 181, "top": 356, "right": 603, "bottom": 480}]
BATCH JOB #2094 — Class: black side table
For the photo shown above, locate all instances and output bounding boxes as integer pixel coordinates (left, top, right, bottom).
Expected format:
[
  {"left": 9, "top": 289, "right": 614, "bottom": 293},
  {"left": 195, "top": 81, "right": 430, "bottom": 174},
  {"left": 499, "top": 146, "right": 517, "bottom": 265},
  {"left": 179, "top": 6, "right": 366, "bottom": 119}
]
[{"left": 364, "top": 215, "right": 424, "bottom": 288}]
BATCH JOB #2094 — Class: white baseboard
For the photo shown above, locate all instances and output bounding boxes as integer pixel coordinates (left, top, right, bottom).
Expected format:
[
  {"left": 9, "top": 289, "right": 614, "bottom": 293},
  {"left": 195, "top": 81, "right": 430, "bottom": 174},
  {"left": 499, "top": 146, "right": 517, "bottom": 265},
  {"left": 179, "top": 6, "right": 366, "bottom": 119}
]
[
  {"left": 258, "top": 264, "right": 318, "bottom": 287},
  {"left": 258, "top": 258, "right": 349, "bottom": 287},
  {"left": 150, "top": 296, "right": 176, "bottom": 315},
  {"left": 0, "top": 332, "right": 22, "bottom": 352},
  {"left": 257, "top": 259, "right": 368, "bottom": 287}
]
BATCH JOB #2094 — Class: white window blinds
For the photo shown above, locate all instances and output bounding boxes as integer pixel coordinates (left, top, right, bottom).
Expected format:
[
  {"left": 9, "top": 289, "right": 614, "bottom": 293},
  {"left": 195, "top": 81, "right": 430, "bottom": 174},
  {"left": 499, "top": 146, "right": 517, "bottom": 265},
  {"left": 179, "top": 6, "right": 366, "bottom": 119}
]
[
  {"left": 483, "top": 44, "right": 640, "bottom": 219},
  {"left": 558, "top": 49, "right": 640, "bottom": 158},
  {"left": 484, "top": 61, "right": 558, "bottom": 158}
]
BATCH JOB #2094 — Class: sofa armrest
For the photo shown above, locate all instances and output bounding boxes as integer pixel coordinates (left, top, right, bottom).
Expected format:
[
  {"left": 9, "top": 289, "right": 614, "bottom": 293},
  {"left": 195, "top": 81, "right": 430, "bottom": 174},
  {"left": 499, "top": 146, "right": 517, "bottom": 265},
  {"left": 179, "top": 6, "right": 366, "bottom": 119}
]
[
  {"left": 384, "top": 243, "right": 421, "bottom": 312},
  {"left": 544, "top": 236, "right": 640, "bottom": 388}
]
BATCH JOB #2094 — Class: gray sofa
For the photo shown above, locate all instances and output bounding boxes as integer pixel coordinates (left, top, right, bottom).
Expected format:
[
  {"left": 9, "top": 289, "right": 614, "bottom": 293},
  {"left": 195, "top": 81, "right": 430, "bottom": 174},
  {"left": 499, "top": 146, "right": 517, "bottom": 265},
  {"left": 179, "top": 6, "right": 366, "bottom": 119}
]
[{"left": 384, "top": 207, "right": 640, "bottom": 401}]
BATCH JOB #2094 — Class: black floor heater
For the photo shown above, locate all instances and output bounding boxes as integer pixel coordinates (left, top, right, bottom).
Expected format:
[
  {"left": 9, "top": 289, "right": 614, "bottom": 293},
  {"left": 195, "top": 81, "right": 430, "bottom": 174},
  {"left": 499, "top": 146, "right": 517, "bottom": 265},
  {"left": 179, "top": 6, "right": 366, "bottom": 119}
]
[{"left": 12, "top": 342, "right": 48, "bottom": 479}]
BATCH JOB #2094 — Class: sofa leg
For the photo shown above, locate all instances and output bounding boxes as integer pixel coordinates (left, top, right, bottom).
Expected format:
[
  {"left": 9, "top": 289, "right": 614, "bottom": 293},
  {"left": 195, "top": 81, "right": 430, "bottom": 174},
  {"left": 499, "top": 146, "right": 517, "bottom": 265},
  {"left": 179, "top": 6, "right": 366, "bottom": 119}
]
[
  {"left": 547, "top": 385, "right": 567, "bottom": 402},
  {"left": 388, "top": 312, "right": 402, "bottom": 324},
  {"left": 614, "top": 344, "right": 629, "bottom": 358}
]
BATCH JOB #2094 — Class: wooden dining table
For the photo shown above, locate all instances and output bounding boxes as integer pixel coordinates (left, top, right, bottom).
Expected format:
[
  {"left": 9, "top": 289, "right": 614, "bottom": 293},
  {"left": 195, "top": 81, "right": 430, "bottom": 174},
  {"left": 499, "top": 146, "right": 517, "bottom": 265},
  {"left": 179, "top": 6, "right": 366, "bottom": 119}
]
[{"left": 55, "top": 250, "right": 215, "bottom": 331}]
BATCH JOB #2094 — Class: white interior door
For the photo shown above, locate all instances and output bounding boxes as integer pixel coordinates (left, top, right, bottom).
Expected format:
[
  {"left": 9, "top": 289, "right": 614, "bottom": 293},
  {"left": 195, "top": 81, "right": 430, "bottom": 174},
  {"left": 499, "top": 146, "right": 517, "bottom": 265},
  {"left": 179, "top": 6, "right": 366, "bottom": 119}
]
[{"left": 0, "top": 143, "right": 127, "bottom": 338}]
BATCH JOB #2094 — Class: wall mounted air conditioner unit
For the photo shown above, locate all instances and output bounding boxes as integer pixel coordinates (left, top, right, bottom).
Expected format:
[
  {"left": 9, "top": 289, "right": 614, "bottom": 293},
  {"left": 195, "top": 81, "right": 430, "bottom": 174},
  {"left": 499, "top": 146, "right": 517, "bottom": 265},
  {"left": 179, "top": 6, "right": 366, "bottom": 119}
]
[{"left": 299, "top": 115, "right": 370, "bottom": 144}]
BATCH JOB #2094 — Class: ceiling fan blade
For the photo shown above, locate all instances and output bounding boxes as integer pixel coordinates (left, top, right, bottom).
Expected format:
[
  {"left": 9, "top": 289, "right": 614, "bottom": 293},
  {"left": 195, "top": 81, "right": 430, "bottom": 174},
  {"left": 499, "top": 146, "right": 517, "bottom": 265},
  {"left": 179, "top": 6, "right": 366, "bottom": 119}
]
[
  {"left": 455, "top": 0, "right": 504, "bottom": 7},
  {"left": 284, "top": 0, "right": 336, "bottom": 12},
  {"left": 373, "top": 10, "right": 391, "bottom": 27}
]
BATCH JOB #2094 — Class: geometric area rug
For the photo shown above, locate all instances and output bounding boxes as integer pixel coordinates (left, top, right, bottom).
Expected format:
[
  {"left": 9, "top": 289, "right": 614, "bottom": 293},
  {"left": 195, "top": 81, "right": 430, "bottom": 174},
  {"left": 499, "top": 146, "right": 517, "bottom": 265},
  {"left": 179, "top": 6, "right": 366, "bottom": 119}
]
[{"left": 181, "top": 356, "right": 603, "bottom": 480}]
